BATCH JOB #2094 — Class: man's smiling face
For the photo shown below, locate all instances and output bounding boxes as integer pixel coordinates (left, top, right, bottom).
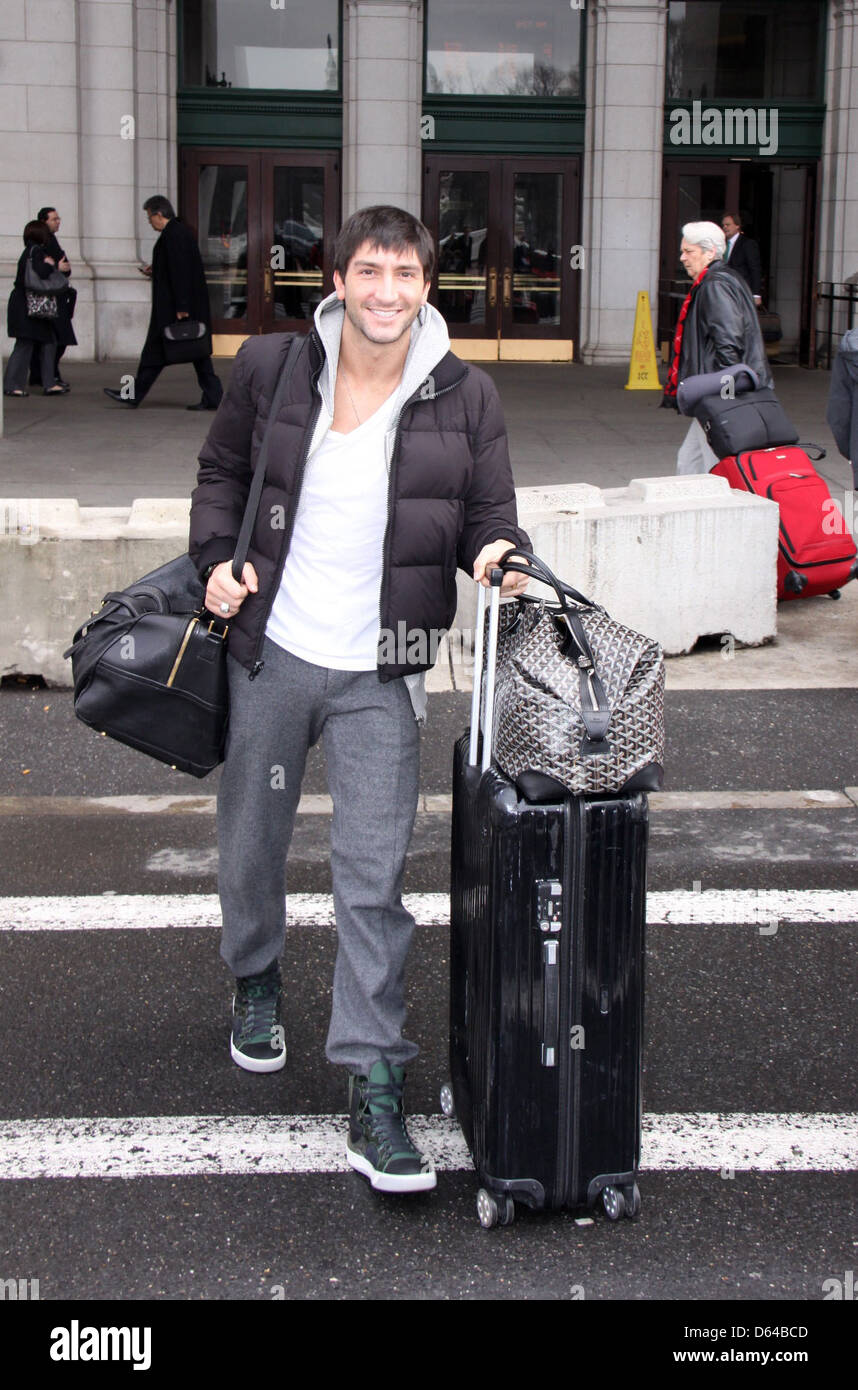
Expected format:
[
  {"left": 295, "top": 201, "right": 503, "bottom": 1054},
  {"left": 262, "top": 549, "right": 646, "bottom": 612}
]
[{"left": 334, "top": 241, "right": 430, "bottom": 346}]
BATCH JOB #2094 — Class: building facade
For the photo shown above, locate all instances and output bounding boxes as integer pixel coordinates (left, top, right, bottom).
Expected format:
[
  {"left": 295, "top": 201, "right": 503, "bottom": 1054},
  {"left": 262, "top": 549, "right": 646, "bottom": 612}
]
[{"left": 1, "top": 0, "right": 855, "bottom": 366}]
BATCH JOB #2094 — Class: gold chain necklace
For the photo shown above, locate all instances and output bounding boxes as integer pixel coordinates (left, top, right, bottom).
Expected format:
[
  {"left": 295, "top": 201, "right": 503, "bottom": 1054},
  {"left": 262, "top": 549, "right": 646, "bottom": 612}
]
[{"left": 338, "top": 368, "right": 362, "bottom": 426}]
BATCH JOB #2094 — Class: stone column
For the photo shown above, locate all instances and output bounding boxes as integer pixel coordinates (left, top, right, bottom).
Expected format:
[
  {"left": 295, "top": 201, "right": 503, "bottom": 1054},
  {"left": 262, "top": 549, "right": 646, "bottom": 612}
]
[
  {"left": 819, "top": 0, "right": 858, "bottom": 283},
  {"left": 0, "top": 0, "right": 176, "bottom": 362},
  {"left": 78, "top": 0, "right": 176, "bottom": 359},
  {"left": 579, "top": 0, "right": 668, "bottom": 365},
  {"left": 0, "top": 0, "right": 90, "bottom": 354},
  {"left": 342, "top": 0, "right": 422, "bottom": 218}
]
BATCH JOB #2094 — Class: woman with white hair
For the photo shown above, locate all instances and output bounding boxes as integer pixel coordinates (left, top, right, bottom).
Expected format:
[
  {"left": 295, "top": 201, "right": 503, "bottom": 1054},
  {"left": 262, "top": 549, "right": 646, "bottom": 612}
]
[{"left": 662, "top": 220, "right": 771, "bottom": 473}]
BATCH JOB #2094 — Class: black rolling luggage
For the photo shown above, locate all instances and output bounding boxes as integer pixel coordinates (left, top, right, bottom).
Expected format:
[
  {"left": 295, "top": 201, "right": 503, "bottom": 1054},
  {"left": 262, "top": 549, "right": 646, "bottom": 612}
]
[{"left": 445, "top": 566, "right": 651, "bottom": 1227}]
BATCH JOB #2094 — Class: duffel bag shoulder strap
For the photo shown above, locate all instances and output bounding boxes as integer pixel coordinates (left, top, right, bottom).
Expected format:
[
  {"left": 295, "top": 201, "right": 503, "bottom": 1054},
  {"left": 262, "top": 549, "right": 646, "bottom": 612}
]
[{"left": 231, "top": 332, "right": 307, "bottom": 584}]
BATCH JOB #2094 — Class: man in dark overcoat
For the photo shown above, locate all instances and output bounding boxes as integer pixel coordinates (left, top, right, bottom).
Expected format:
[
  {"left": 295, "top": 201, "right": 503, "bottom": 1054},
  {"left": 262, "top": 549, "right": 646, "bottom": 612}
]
[
  {"left": 29, "top": 207, "right": 76, "bottom": 390},
  {"left": 104, "top": 195, "right": 223, "bottom": 410},
  {"left": 722, "top": 213, "right": 763, "bottom": 304}
]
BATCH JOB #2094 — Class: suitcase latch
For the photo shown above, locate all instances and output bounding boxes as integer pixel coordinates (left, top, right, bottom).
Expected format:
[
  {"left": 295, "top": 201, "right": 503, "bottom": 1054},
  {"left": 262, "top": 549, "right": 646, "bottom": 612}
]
[{"left": 536, "top": 880, "right": 563, "bottom": 932}]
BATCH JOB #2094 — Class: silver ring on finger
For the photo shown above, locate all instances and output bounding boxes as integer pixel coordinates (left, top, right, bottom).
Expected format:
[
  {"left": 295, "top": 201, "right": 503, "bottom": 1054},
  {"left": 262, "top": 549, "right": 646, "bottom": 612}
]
[{"left": 220, "top": 601, "right": 230, "bottom": 614}]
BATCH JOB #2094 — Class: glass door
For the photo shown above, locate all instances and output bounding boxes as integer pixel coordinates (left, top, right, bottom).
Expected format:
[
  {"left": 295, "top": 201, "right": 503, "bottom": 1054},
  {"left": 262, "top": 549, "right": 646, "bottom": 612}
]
[
  {"left": 181, "top": 148, "right": 340, "bottom": 346},
  {"left": 423, "top": 154, "right": 579, "bottom": 359},
  {"left": 659, "top": 161, "right": 741, "bottom": 354}
]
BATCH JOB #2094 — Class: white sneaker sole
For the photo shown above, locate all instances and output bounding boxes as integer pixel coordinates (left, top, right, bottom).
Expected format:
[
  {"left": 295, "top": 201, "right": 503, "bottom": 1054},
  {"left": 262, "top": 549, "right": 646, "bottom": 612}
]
[
  {"left": 230, "top": 1036, "right": 286, "bottom": 1073},
  {"left": 347, "top": 1146, "right": 437, "bottom": 1193}
]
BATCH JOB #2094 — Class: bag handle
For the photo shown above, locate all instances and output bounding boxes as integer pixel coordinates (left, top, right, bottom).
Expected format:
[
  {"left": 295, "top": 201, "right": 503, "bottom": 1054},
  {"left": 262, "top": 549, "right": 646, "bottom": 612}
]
[
  {"left": 494, "top": 549, "right": 613, "bottom": 751},
  {"left": 496, "top": 546, "right": 601, "bottom": 613},
  {"left": 800, "top": 442, "right": 827, "bottom": 462},
  {"left": 231, "top": 333, "right": 307, "bottom": 583}
]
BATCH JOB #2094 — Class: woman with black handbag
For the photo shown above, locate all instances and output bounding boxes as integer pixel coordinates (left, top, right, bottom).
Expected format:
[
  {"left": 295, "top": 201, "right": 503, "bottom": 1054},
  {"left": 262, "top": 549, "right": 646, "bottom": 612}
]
[{"left": 3, "top": 221, "right": 65, "bottom": 398}]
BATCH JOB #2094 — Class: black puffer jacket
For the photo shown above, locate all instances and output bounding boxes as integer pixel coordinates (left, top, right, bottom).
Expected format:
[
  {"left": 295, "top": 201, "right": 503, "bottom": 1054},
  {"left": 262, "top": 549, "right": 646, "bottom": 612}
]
[
  {"left": 188, "top": 330, "right": 530, "bottom": 679},
  {"left": 666, "top": 259, "right": 772, "bottom": 407}
]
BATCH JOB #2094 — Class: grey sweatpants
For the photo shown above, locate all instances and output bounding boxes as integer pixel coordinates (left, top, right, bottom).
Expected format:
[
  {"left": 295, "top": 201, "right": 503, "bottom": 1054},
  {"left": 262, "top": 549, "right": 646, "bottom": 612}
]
[
  {"left": 676, "top": 418, "right": 720, "bottom": 474},
  {"left": 217, "top": 638, "right": 421, "bottom": 1073}
]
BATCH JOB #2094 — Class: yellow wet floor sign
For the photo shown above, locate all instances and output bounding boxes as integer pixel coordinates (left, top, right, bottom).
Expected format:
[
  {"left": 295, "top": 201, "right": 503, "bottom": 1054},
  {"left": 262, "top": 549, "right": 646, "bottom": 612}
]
[{"left": 625, "top": 291, "right": 661, "bottom": 390}]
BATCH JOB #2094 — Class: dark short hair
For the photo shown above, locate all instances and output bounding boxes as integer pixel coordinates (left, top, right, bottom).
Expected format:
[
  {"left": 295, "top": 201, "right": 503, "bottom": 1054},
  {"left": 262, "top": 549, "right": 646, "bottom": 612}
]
[
  {"left": 24, "top": 220, "right": 50, "bottom": 246},
  {"left": 333, "top": 206, "right": 435, "bottom": 283},
  {"left": 37, "top": 207, "right": 56, "bottom": 222},
  {"left": 724, "top": 211, "right": 742, "bottom": 227},
  {"left": 143, "top": 195, "right": 176, "bottom": 219}
]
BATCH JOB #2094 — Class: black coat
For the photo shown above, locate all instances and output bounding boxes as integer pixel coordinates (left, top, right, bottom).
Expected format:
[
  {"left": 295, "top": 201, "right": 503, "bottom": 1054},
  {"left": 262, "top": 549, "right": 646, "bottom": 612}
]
[
  {"left": 826, "top": 328, "right": 858, "bottom": 488},
  {"left": 43, "top": 231, "right": 77, "bottom": 349},
  {"left": 6, "top": 246, "right": 59, "bottom": 344},
  {"left": 140, "top": 217, "right": 213, "bottom": 367},
  {"left": 189, "top": 331, "right": 530, "bottom": 679},
  {"left": 726, "top": 233, "right": 762, "bottom": 298},
  {"left": 669, "top": 259, "right": 772, "bottom": 402}
]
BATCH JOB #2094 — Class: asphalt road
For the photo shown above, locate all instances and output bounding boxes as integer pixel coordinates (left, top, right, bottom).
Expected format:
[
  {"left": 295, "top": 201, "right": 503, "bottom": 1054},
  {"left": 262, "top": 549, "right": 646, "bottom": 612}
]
[{"left": 0, "top": 683, "right": 856, "bottom": 1352}]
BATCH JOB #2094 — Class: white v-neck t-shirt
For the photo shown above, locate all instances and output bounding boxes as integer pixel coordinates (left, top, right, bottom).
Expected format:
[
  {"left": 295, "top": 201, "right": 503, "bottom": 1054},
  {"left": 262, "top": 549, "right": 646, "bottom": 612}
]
[{"left": 265, "top": 392, "right": 399, "bottom": 670}]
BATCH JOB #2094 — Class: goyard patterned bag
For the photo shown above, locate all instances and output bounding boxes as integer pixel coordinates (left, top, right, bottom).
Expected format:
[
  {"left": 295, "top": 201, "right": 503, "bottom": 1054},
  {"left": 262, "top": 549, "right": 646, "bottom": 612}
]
[{"left": 487, "top": 551, "right": 665, "bottom": 797}]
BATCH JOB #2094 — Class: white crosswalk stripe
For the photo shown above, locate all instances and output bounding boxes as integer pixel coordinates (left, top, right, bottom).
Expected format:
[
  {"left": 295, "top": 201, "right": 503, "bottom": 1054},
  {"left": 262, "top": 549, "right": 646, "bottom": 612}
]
[
  {"left": 1, "top": 889, "right": 858, "bottom": 930},
  {"left": 0, "top": 1113, "right": 855, "bottom": 1180}
]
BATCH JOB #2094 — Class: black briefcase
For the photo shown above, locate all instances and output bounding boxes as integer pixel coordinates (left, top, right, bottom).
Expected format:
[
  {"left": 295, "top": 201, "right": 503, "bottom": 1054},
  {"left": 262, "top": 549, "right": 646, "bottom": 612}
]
[
  {"left": 694, "top": 386, "right": 799, "bottom": 457},
  {"left": 163, "top": 319, "right": 210, "bottom": 363}
]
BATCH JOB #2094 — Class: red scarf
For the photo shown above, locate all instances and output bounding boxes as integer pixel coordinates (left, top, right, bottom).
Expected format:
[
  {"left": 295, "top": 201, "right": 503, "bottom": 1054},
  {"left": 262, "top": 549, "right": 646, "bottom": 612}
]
[{"left": 664, "top": 265, "right": 710, "bottom": 400}]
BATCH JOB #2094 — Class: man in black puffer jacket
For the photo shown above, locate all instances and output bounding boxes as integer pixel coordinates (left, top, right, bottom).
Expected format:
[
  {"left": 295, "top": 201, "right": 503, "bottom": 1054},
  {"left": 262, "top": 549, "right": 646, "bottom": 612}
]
[
  {"left": 663, "top": 220, "right": 771, "bottom": 473},
  {"left": 188, "top": 206, "right": 530, "bottom": 1195}
]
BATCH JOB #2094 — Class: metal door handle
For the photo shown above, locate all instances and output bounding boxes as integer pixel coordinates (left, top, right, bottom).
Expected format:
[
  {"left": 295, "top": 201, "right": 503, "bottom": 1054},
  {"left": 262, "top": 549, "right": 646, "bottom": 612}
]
[
  {"left": 264, "top": 267, "right": 273, "bottom": 301},
  {"left": 488, "top": 267, "right": 497, "bottom": 308},
  {"left": 503, "top": 267, "right": 512, "bottom": 308}
]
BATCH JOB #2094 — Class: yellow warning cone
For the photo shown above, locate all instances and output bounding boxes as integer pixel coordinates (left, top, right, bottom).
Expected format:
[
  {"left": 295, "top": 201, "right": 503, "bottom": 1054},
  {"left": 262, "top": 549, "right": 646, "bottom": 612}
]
[{"left": 624, "top": 290, "right": 662, "bottom": 390}]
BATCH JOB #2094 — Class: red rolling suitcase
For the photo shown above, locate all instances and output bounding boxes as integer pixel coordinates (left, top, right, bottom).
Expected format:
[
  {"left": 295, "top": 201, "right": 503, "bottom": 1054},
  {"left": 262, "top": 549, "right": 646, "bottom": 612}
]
[
  {"left": 711, "top": 446, "right": 858, "bottom": 599},
  {"left": 444, "top": 570, "right": 648, "bottom": 1228}
]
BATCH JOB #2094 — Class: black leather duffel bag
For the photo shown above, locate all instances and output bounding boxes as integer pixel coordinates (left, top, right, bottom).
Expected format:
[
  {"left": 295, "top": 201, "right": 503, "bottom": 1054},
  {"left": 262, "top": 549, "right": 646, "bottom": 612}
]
[
  {"left": 64, "top": 554, "right": 227, "bottom": 777},
  {"left": 64, "top": 334, "right": 305, "bottom": 777}
]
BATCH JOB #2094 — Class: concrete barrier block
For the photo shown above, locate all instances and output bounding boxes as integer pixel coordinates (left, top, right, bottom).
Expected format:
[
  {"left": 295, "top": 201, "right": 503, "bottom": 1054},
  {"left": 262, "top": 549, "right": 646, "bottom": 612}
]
[
  {"left": 0, "top": 500, "right": 190, "bottom": 685},
  {"left": 1, "top": 475, "right": 780, "bottom": 685},
  {"left": 453, "top": 475, "right": 778, "bottom": 656}
]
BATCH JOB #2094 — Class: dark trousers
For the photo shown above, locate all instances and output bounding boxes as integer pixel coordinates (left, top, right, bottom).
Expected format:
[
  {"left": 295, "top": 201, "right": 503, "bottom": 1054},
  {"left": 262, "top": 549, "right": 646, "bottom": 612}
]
[
  {"left": 29, "top": 341, "right": 67, "bottom": 385},
  {"left": 6, "top": 339, "right": 56, "bottom": 393},
  {"left": 134, "top": 356, "right": 223, "bottom": 407}
]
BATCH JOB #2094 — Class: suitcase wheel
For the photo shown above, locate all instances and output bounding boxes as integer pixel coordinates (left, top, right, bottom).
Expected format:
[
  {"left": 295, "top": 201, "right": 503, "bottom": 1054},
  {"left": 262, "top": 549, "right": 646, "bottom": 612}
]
[
  {"left": 828, "top": 589, "right": 842, "bottom": 600},
  {"left": 439, "top": 1082, "right": 456, "bottom": 1119},
  {"left": 601, "top": 1183, "right": 641, "bottom": 1221},
  {"left": 476, "top": 1189, "right": 515, "bottom": 1229},
  {"left": 601, "top": 1186, "right": 625, "bottom": 1221},
  {"left": 622, "top": 1182, "right": 642, "bottom": 1220},
  {"left": 784, "top": 569, "right": 808, "bottom": 595}
]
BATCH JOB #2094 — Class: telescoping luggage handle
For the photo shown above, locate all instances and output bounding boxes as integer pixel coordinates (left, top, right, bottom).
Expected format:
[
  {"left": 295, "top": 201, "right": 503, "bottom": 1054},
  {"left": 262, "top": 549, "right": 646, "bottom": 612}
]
[{"left": 468, "top": 549, "right": 613, "bottom": 774}]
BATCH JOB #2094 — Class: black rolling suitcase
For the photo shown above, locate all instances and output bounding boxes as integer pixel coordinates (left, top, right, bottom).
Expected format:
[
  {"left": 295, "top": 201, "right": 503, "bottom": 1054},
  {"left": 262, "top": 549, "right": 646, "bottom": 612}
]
[{"left": 445, "top": 567, "right": 650, "bottom": 1227}]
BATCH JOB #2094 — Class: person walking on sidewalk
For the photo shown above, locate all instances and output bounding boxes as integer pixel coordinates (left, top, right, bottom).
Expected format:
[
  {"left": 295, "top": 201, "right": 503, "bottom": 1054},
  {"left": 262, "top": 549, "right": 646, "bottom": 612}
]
[
  {"left": 104, "top": 196, "right": 222, "bottom": 411},
  {"left": 29, "top": 207, "right": 76, "bottom": 391},
  {"left": 188, "top": 205, "right": 530, "bottom": 1194},
  {"left": 3, "top": 221, "right": 64, "bottom": 398},
  {"left": 662, "top": 221, "right": 771, "bottom": 474}
]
